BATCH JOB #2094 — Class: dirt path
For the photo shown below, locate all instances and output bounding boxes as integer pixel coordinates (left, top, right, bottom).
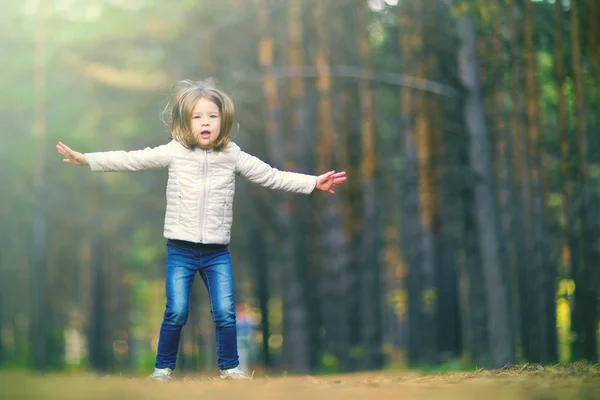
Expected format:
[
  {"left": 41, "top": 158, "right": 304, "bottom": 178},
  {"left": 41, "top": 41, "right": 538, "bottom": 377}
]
[{"left": 2, "top": 365, "right": 599, "bottom": 400}]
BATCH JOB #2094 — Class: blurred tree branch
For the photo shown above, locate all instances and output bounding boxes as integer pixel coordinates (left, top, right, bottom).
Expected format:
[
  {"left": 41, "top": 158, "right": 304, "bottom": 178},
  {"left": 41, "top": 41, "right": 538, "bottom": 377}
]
[
  {"left": 233, "top": 65, "right": 458, "bottom": 97},
  {"left": 64, "top": 54, "right": 170, "bottom": 90}
]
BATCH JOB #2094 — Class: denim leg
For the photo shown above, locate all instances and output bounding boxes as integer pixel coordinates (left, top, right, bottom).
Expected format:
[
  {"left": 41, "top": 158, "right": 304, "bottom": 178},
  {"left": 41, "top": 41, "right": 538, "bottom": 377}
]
[
  {"left": 200, "top": 249, "right": 239, "bottom": 370},
  {"left": 155, "top": 245, "right": 197, "bottom": 369}
]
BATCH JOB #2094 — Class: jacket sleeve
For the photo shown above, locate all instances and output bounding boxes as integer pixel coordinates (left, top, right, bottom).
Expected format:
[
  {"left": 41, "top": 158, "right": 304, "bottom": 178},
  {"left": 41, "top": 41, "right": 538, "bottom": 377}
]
[
  {"left": 84, "top": 141, "right": 174, "bottom": 172},
  {"left": 235, "top": 149, "right": 317, "bottom": 194}
]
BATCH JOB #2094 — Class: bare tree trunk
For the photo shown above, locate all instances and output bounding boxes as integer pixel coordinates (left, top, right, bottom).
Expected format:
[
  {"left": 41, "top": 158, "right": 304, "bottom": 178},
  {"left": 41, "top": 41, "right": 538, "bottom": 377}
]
[
  {"left": 356, "top": 0, "right": 383, "bottom": 370},
  {"left": 257, "top": 0, "right": 310, "bottom": 372},
  {"left": 87, "top": 239, "right": 111, "bottom": 371},
  {"left": 553, "top": 0, "right": 570, "bottom": 281},
  {"left": 553, "top": 0, "right": 576, "bottom": 364},
  {"left": 490, "top": 0, "right": 516, "bottom": 348},
  {"left": 30, "top": 1, "right": 48, "bottom": 371},
  {"left": 399, "top": 1, "right": 420, "bottom": 367},
  {"left": 399, "top": 1, "right": 434, "bottom": 366},
  {"left": 457, "top": 13, "right": 513, "bottom": 368},
  {"left": 249, "top": 219, "right": 271, "bottom": 369},
  {"left": 587, "top": 0, "right": 600, "bottom": 364},
  {"left": 427, "top": 2, "right": 462, "bottom": 359},
  {"left": 506, "top": 1, "right": 529, "bottom": 361},
  {"left": 433, "top": 1, "right": 462, "bottom": 360},
  {"left": 415, "top": 10, "right": 441, "bottom": 363},
  {"left": 570, "top": 0, "right": 597, "bottom": 362},
  {"left": 0, "top": 287, "right": 3, "bottom": 366},
  {"left": 333, "top": 2, "right": 362, "bottom": 371},
  {"left": 588, "top": 0, "right": 600, "bottom": 148},
  {"left": 311, "top": 0, "right": 351, "bottom": 372},
  {"left": 401, "top": 84, "right": 423, "bottom": 367},
  {"left": 524, "top": 0, "right": 554, "bottom": 363}
]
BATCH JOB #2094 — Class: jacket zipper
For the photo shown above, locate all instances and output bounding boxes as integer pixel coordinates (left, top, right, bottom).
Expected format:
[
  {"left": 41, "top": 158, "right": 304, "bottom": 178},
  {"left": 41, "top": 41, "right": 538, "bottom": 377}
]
[{"left": 198, "top": 149, "right": 209, "bottom": 242}]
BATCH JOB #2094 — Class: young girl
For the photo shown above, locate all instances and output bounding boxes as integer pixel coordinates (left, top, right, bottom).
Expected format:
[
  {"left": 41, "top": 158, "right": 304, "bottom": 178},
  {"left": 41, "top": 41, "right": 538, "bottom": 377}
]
[{"left": 56, "top": 79, "right": 346, "bottom": 381}]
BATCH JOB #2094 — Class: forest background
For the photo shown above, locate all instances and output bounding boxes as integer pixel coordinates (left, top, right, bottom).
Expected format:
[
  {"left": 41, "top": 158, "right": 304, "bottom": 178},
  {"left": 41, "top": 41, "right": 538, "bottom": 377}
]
[{"left": 0, "top": 0, "right": 598, "bottom": 376}]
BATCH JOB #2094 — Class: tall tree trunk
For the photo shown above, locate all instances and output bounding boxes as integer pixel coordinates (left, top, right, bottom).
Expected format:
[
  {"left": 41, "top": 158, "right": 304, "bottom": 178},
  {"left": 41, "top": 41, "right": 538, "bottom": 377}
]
[
  {"left": 399, "top": 1, "right": 430, "bottom": 366},
  {"left": 554, "top": 0, "right": 576, "bottom": 363},
  {"left": 433, "top": 1, "right": 462, "bottom": 360},
  {"left": 457, "top": 13, "right": 513, "bottom": 368},
  {"left": 570, "top": 0, "right": 597, "bottom": 362},
  {"left": 589, "top": 0, "right": 600, "bottom": 148},
  {"left": 250, "top": 219, "right": 271, "bottom": 370},
  {"left": 414, "top": 2, "right": 442, "bottom": 365},
  {"left": 286, "top": 0, "right": 319, "bottom": 371},
  {"left": 87, "top": 239, "right": 110, "bottom": 371},
  {"left": 0, "top": 288, "right": 3, "bottom": 366},
  {"left": 334, "top": 2, "right": 362, "bottom": 371},
  {"left": 312, "top": 0, "right": 351, "bottom": 372},
  {"left": 399, "top": 2, "right": 420, "bottom": 366},
  {"left": 357, "top": 0, "right": 383, "bottom": 370},
  {"left": 553, "top": 0, "right": 570, "bottom": 282},
  {"left": 524, "top": 0, "right": 554, "bottom": 363},
  {"left": 490, "top": 0, "right": 516, "bottom": 349},
  {"left": 257, "top": 0, "right": 310, "bottom": 372},
  {"left": 506, "top": 0, "right": 529, "bottom": 361},
  {"left": 30, "top": 1, "right": 48, "bottom": 371},
  {"left": 587, "top": 0, "right": 600, "bottom": 363}
]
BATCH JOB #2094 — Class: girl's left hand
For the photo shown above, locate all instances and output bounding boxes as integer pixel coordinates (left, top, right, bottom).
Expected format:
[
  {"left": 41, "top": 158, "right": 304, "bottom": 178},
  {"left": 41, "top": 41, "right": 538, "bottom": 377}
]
[{"left": 316, "top": 170, "right": 347, "bottom": 194}]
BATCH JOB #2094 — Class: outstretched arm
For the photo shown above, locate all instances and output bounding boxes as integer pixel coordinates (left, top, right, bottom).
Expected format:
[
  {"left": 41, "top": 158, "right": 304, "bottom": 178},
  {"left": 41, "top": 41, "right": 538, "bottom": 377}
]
[
  {"left": 56, "top": 141, "right": 173, "bottom": 172},
  {"left": 235, "top": 149, "right": 346, "bottom": 195}
]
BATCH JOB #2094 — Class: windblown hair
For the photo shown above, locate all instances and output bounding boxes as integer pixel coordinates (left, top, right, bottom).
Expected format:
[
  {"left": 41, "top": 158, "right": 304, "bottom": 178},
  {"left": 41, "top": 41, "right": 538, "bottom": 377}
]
[{"left": 163, "top": 79, "right": 235, "bottom": 151}]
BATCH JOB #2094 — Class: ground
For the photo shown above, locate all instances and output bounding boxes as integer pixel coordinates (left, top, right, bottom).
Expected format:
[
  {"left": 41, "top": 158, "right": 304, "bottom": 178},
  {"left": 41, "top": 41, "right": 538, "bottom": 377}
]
[{"left": 1, "top": 363, "right": 599, "bottom": 400}]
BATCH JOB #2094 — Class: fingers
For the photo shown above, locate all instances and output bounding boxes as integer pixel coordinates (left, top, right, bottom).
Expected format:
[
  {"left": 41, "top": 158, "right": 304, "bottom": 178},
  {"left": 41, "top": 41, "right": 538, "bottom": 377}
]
[{"left": 56, "top": 142, "right": 73, "bottom": 158}]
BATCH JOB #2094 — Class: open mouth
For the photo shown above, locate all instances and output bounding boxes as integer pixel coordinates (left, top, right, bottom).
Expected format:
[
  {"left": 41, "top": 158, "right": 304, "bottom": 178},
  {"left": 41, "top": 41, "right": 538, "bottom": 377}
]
[{"left": 200, "top": 130, "right": 211, "bottom": 137}]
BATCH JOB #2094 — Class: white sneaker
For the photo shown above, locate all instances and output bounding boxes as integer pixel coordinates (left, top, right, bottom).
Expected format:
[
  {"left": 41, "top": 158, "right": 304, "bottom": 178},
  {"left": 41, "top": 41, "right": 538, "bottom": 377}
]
[
  {"left": 150, "top": 367, "right": 173, "bottom": 381},
  {"left": 219, "top": 366, "right": 250, "bottom": 379}
]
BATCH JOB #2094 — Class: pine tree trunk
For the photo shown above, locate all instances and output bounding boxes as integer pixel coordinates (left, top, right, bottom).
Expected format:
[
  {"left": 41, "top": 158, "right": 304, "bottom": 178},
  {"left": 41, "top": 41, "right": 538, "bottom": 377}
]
[
  {"left": 250, "top": 220, "right": 271, "bottom": 369},
  {"left": 399, "top": 0, "right": 438, "bottom": 366},
  {"left": 434, "top": 1, "right": 462, "bottom": 359},
  {"left": 399, "top": 1, "right": 420, "bottom": 367},
  {"left": 285, "top": 0, "right": 317, "bottom": 371},
  {"left": 357, "top": 0, "right": 383, "bottom": 370},
  {"left": 586, "top": 0, "right": 600, "bottom": 363},
  {"left": 553, "top": 0, "right": 576, "bottom": 364},
  {"left": 0, "top": 288, "right": 3, "bottom": 366},
  {"left": 524, "top": 0, "right": 555, "bottom": 363},
  {"left": 569, "top": 0, "right": 597, "bottom": 362},
  {"left": 415, "top": 6, "right": 441, "bottom": 363},
  {"left": 333, "top": 2, "right": 362, "bottom": 371},
  {"left": 490, "top": 0, "right": 516, "bottom": 353},
  {"left": 312, "top": 0, "right": 352, "bottom": 372},
  {"left": 257, "top": 0, "right": 310, "bottom": 372},
  {"left": 87, "top": 239, "right": 110, "bottom": 371},
  {"left": 30, "top": 2, "right": 48, "bottom": 371},
  {"left": 457, "top": 12, "right": 513, "bottom": 368},
  {"left": 588, "top": 0, "right": 600, "bottom": 147},
  {"left": 399, "top": 1, "right": 422, "bottom": 365}
]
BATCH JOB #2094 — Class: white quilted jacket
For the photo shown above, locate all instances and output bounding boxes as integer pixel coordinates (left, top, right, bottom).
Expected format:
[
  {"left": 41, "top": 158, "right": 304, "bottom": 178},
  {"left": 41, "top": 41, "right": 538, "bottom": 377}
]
[{"left": 84, "top": 140, "right": 317, "bottom": 244}]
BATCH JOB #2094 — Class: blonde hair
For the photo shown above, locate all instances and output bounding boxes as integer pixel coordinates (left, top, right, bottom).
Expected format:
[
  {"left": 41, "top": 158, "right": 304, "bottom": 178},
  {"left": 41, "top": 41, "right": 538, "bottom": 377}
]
[{"left": 164, "top": 79, "right": 235, "bottom": 151}]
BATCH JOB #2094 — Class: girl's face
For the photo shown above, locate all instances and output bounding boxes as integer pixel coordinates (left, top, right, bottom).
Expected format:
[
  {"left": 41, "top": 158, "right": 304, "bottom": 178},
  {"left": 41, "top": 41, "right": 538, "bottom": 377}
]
[{"left": 191, "top": 98, "right": 221, "bottom": 149}]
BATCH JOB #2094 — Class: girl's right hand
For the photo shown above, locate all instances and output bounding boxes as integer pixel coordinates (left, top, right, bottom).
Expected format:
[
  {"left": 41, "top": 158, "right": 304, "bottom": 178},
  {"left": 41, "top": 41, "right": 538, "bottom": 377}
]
[{"left": 56, "top": 142, "right": 88, "bottom": 166}]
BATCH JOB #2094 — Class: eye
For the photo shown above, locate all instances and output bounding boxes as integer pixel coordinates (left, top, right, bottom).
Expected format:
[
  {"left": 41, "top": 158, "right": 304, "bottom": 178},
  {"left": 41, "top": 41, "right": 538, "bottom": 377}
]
[{"left": 210, "top": 114, "right": 218, "bottom": 118}]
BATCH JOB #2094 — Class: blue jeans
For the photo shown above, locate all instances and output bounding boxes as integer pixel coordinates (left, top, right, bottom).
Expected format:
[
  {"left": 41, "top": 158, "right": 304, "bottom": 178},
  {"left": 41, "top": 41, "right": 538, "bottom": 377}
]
[{"left": 154, "top": 239, "right": 239, "bottom": 370}]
